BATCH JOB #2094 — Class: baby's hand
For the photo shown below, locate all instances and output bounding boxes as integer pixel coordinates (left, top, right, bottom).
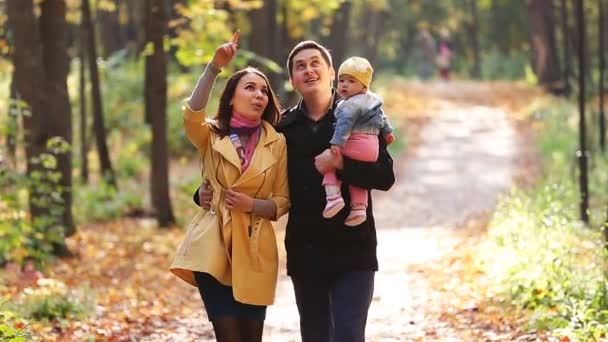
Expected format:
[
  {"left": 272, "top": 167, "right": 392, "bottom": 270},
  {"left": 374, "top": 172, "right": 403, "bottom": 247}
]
[
  {"left": 386, "top": 133, "right": 395, "bottom": 145},
  {"left": 330, "top": 145, "right": 342, "bottom": 155}
]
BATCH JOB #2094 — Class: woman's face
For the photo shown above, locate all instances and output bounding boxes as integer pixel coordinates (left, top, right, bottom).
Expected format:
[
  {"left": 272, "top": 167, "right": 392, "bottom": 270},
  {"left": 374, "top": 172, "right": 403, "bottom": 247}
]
[{"left": 231, "top": 72, "right": 269, "bottom": 121}]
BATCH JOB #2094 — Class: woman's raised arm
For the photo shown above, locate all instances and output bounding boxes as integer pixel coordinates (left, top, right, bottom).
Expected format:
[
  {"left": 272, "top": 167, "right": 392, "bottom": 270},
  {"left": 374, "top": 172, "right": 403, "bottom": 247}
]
[
  {"left": 188, "top": 30, "right": 239, "bottom": 111},
  {"left": 184, "top": 31, "right": 240, "bottom": 150}
]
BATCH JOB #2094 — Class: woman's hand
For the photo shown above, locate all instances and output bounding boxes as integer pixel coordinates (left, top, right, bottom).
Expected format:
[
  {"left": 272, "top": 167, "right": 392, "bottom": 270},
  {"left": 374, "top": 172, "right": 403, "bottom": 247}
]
[
  {"left": 211, "top": 30, "right": 240, "bottom": 69},
  {"left": 224, "top": 189, "right": 254, "bottom": 213}
]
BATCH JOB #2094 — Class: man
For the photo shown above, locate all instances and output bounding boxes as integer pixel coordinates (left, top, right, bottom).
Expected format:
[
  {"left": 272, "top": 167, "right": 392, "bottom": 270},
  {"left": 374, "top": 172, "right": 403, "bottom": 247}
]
[{"left": 196, "top": 41, "right": 395, "bottom": 342}]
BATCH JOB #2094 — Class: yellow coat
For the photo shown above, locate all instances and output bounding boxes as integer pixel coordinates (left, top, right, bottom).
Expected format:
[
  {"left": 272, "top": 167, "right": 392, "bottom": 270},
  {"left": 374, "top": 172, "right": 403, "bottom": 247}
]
[{"left": 170, "top": 105, "right": 289, "bottom": 306}]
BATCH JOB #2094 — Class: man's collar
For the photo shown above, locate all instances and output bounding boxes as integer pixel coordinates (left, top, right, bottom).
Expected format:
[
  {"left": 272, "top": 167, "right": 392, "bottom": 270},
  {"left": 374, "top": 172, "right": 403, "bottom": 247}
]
[
  {"left": 296, "top": 89, "right": 339, "bottom": 116},
  {"left": 278, "top": 90, "right": 340, "bottom": 130}
]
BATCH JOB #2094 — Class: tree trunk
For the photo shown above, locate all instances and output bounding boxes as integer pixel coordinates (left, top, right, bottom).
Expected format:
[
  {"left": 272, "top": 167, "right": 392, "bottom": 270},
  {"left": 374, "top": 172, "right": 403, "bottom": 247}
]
[
  {"left": 125, "top": 0, "right": 146, "bottom": 55},
  {"left": 82, "top": 0, "right": 117, "bottom": 187},
  {"left": 604, "top": 1, "right": 608, "bottom": 61},
  {"left": 97, "top": 0, "right": 125, "bottom": 59},
  {"left": 248, "top": 1, "right": 273, "bottom": 65},
  {"left": 527, "top": 0, "right": 562, "bottom": 92},
  {"left": 470, "top": 0, "right": 481, "bottom": 79},
  {"left": 6, "top": 0, "right": 45, "bottom": 173},
  {"left": 167, "top": 0, "right": 188, "bottom": 71},
  {"left": 79, "top": 19, "right": 89, "bottom": 184},
  {"left": 361, "top": 9, "right": 387, "bottom": 66},
  {"left": 266, "top": 0, "right": 281, "bottom": 91},
  {"left": 7, "top": 0, "right": 46, "bottom": 216},
  {"left": 603, "top": 0, "right": 608, "bottom": 243},
  {"left": 568, "top": 12, "right": 592, "bottom": 85},
  {"left": 145, "top": 0, "right": 175, "bottom": 227},
  {"left": 395, "top": 22, "right": 416, "bottom": 74},
  {"left": 4, "top": 7, "right": 17, "bottom": 165},
  {"left": 7, "top": 0, "right": 70, "bottom": 254},
  {"left": 39, "top": 0, "right": 75, "bottom": 239},
  {"left": 575, "top": 0, "right": 589, "bottom": 224},
  {"left": 267, "top": 0, "right": 279, "bottom": 62},
  {"left": 281, "top": 0, "right": 299, "bottom": 106},
  {"left": 491, "top": 0, "right": 508, "bottom": 54},
  {"left": 599, "top": 0, "right": 606, "bottom": 152},
  {"left": 143, "top": 0, "right": 153, "bottom": 125},
  {"left": 7, "top": 70, "right": 17, "bottom": 164},
  {"left": 560, "top": 0, "right": 572, "bottom": 95},
  {"left": 323, "top": 1, "right": 352, "bottom": 66}
]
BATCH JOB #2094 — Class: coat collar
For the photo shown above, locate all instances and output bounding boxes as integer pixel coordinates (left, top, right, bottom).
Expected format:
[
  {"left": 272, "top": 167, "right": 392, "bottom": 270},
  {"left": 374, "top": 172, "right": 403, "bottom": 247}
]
[
  {"left": 278, "top": 89, "right": 341, "bottom": 130},
  {"left": 295, "top": 90, "right": 338, "bottom": 114},
  {"left": 211, "top": 121, "right": 282, "bottom": 187}
]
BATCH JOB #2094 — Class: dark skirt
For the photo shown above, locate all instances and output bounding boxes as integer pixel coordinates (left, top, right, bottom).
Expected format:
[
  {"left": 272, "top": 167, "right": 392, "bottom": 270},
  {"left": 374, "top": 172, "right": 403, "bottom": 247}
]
[{"left": 194, "top": 272, "right": 267, "bottom": 321}]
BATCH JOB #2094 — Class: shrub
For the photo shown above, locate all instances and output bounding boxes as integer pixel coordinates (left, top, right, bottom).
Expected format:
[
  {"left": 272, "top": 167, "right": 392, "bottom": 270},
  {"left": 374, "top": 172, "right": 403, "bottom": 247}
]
[
  {"left": 17, "top": 279, "right": 93, "bottom": 322},
  {"left": 0, "top": 138, "right": 69, "bottom": 267},
  {"left": 73, "top": 181, "right": 143, "bottom": 224},
  {"left": 0, "top": 306, "right": 29, "bottom": 342},
  {"left": 480, "top": 98, "right": 608, "bottom": 340}
]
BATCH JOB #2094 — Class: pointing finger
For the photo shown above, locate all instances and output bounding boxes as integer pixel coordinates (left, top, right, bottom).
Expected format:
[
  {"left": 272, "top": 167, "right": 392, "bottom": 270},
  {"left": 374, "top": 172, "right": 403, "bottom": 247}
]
[{"left": 230, "top": 29, "right": 240, "bottom": 45}]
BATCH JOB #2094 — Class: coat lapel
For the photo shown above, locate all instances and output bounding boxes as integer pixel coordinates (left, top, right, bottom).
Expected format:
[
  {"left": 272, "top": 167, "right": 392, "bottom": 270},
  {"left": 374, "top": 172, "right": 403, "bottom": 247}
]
[
  {"left": 234, "top": 122, "right": 281, "bottom": 187},
  {"left": 212, "top": 135, "right": 242, "bottom": 172}
]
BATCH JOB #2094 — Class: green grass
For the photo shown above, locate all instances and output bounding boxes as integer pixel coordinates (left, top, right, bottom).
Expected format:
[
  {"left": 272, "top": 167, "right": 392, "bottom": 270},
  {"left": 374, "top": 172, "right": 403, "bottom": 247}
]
[
  {"left": 479, "top": 96, "right": 608, "bottom": 341},
  {"left": 15, "top": 279, "right": 94, "bottom": 322}
]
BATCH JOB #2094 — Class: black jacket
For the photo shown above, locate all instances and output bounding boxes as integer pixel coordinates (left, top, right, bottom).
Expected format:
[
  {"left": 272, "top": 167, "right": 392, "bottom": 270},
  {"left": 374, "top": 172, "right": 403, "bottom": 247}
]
[
  {"left": 194, "top": 93, "right": 395, "bottom": 277},
  {"left": 276, "top": 94, "right": 395, "bottom": 277}
]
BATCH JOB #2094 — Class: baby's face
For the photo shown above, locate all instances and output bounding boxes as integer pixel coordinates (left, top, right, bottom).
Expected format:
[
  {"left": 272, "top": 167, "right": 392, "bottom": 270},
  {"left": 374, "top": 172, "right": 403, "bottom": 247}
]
[{"left": 337, "top": 74, "right": 366, "bottom": 99}]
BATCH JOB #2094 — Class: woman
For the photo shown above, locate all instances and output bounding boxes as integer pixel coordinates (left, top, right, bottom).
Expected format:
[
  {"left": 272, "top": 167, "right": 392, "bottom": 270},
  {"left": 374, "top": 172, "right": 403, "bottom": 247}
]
[{"left": 170, "top": 31, "right": 289, "bottom": 342}]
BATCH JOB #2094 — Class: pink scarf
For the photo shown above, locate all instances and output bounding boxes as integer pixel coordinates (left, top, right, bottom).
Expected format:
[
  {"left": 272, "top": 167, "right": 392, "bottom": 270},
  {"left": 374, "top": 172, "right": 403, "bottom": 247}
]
[{"left": 229, "top": 112, "right": 261, "bottom": 172}]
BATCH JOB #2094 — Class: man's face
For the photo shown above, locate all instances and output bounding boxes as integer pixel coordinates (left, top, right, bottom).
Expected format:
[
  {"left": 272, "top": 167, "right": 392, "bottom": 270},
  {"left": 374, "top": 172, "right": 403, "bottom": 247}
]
[{"left": 289, "top": 48, "right": 335, "bottom": 99}]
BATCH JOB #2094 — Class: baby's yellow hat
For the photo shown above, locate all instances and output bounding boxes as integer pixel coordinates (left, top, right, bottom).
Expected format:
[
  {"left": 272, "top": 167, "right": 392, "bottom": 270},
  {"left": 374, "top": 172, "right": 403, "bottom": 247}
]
[{"left": 338, "top": 57, "right": 374, "bottom": 88}]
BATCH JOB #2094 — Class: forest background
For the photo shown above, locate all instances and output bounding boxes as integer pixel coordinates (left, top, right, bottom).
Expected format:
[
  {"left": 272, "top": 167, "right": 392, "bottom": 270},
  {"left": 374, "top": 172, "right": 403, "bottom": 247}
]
[{"left": 2, "top": 0, "right": 608, "bottom": 341}]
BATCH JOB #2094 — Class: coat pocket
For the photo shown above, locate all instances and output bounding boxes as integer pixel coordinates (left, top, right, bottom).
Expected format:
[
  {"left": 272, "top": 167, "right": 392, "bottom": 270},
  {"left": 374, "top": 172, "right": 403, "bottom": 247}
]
[{"left": 249, "top": 218, "right": 278, "bottom": 273}]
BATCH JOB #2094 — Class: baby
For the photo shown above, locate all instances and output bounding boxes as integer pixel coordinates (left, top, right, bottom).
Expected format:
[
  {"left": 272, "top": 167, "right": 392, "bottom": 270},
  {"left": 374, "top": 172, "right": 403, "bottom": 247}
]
[{"left": 322, "top": 56, "right": 394, "bottom": 226}]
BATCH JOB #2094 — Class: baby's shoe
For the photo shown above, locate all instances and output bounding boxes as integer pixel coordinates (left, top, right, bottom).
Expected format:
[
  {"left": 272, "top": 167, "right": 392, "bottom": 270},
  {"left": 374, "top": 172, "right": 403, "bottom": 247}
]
[
  {"left": 345, "top": 207, "right": 366, "bottom": 227},
  {"left": 323, "top": 194, "right": 345, "bottom": 218}
]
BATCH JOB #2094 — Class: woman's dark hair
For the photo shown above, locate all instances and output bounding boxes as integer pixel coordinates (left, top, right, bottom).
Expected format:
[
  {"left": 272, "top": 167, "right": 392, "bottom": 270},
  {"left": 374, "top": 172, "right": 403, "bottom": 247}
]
[{"left": 211, "top": 67, "right": 282, "bottom": 137}]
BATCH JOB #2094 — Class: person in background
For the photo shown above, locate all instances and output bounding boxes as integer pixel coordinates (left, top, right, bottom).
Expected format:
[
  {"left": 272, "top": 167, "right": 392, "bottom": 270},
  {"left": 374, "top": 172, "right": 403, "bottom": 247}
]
[
  {"left": 436, "top": 28, "right": 454, "bottom": 81},
  {"left": 415, "top": 23, "right": 437, "bottom": 80}
]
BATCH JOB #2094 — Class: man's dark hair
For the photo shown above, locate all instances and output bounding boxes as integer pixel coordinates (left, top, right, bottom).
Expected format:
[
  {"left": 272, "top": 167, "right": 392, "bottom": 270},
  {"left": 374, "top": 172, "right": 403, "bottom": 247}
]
[{"left": 286, "top": 40, "right": 332, "bottom": 78}]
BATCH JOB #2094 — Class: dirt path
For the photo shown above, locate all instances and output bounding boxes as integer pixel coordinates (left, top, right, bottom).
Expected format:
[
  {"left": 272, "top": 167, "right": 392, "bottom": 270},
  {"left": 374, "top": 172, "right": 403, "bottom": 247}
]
[{"left": 142, "top": 81, "right": 537, "bottom": 341}]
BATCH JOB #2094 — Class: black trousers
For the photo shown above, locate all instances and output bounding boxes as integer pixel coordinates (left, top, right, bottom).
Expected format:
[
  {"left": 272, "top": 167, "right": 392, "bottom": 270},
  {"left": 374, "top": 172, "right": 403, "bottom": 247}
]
[{"left": 291, "top": 271, "right": 375, "bottom": 342}]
